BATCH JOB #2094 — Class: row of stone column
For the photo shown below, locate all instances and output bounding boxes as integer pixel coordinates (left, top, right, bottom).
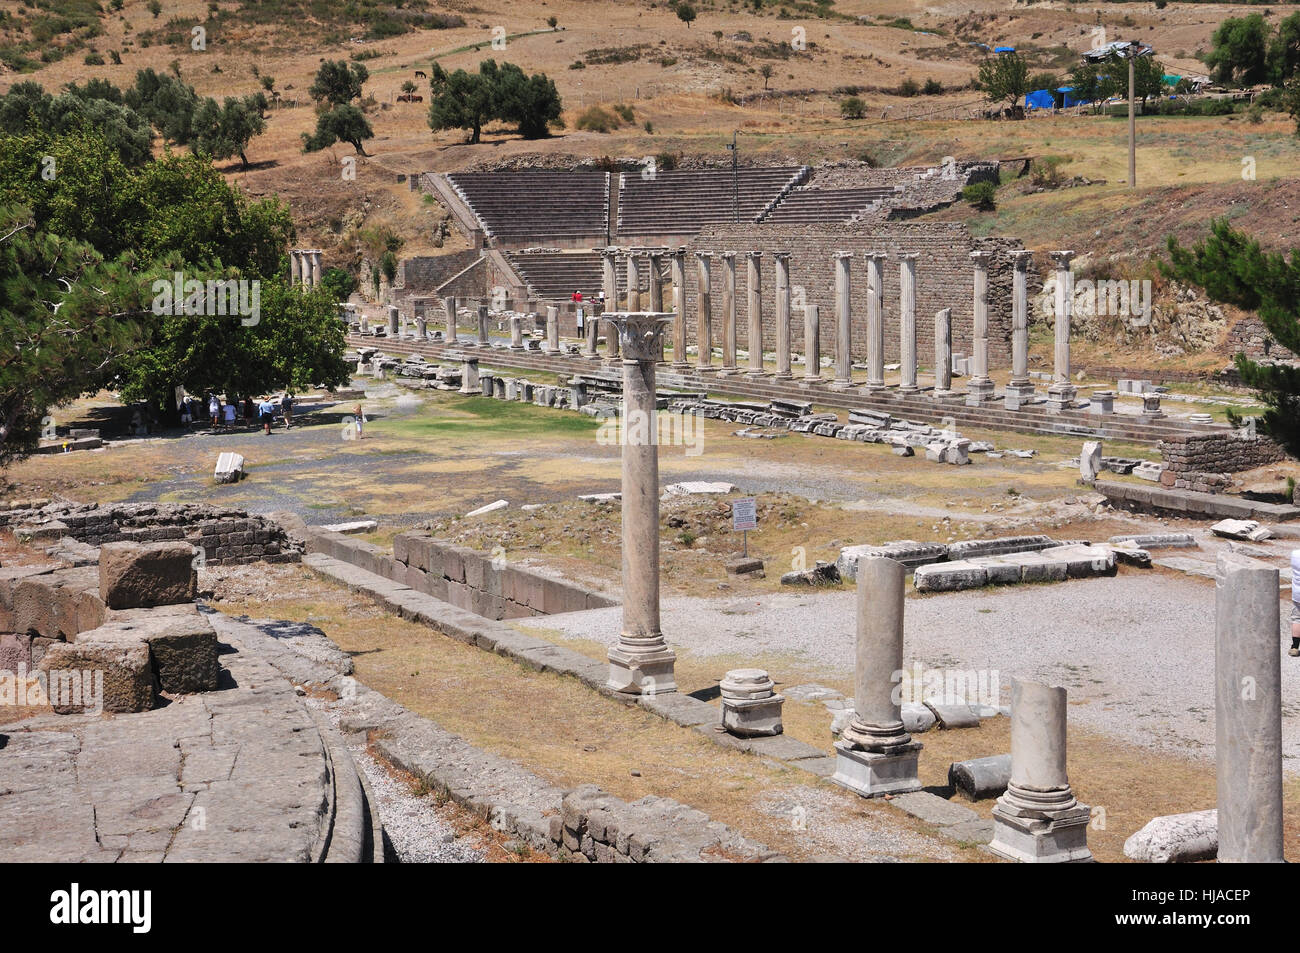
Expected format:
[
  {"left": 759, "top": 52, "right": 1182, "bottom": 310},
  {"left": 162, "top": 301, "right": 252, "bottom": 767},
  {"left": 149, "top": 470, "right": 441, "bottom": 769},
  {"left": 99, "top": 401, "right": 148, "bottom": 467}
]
[
  {"left": 594, "top": 246, "right": 1084, "bottom": 412},
  {"left": 289, "top": 249, "right": 322, "bottom": 289}
]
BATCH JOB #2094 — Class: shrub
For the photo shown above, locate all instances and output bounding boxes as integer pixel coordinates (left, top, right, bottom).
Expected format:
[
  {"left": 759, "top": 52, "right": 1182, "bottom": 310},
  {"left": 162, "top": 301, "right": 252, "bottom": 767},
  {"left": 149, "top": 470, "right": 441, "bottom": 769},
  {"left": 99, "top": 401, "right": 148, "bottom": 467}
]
[
  {"left": 963, "top": 180, "right": 997, "bottom": 210},
  {"left": 923, "top": 78, "right": 943, "bottom": 95},
  {"left": 897, "top": 78, "right": 920, "bottom": 97},
  {"left": 840, "top": 95, "right": 865, "bottom": 119},
  {"left": 576, "top": 104, "right": 619, "bottom": 132},
  {"left": 84, "top": 52, "right": 105, "bottom": 65},
  {"left": 1029, "top": 155, "right": 1066, "bottom": 187},
  {"left": 614, "top": 102, "right": 634, "bottom": 122}
]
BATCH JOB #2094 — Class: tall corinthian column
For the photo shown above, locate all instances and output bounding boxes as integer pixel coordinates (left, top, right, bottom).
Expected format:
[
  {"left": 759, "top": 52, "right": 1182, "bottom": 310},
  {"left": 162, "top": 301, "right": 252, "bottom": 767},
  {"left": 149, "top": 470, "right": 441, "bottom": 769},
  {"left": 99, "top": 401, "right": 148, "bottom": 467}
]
[
  {"left": 648, "top": 251, "right": 664, "bottom": 313},
  {"left": 1006, "top": 250, "right": 1036, "bottom": 406},
  {"left": 746, "top": 252, "right": 765, "bottom": 376},
  {"left": 695, "top": 252, "right": 714, "bottom": 371},
  {"left": 1046, "top": 250, "right": 1076, "bottom": 411},
  {"left": 720, "top": 252, "right": 738, "bottom": 373},
  {"left": 898, "top": 254, "right": 919, "bottom": 392},
  {"left": 967, "top": 250, "right": 995, "bottom": 405},
  {"left": 670, "top": 248, "right": 688, "bottom": 369},
  {"left": 831, "top": 557, "right": 922, "bottom": 797},
  {"left": 802, "top": 304, "right": 821, "bottom": 382},
  {"left": 863, "top": 251, "right": 886, "bottom": 391},
  {"left": 774, "top": 253, "right": 792, "bottom": 379},
  {"left": 607, "top": 312, "right": 677, "bottom": 696},
  {"left": 831, "top": 251, "right": 853, "bottom": 389}
]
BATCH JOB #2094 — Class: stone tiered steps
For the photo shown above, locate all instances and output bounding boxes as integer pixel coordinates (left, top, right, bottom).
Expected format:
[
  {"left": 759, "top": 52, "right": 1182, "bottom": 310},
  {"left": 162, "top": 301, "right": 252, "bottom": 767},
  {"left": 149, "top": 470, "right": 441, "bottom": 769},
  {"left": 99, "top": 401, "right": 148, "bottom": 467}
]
[
  {"left": 348, "top": 333, "right": 1224, "bottom": 444},
  {"left": 759, "top": 187, "right": 897, "bottom": 224},
  {"left": 615, "top": 167, "right": 808, "bottom": 235},
  {"left": 508, "top": 250, "right": 606, "bottom": 300},
  {"left": 446, "top": 171, "right": 609, "bottom": 245}
]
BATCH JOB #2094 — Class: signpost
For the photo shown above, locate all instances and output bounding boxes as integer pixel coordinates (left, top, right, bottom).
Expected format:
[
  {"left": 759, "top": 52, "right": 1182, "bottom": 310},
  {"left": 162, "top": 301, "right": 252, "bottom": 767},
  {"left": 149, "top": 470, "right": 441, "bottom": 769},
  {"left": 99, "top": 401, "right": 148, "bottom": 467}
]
[{"left": 732, "top": 496, "right": 757, "bottom": 556}]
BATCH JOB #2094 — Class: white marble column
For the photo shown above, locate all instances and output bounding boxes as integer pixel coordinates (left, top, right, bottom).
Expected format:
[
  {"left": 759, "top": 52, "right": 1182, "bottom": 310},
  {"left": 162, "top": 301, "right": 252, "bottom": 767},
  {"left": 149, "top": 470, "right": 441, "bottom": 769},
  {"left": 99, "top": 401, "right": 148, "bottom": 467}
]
[
  {"left": 898, "top": 254, "right": 918, "bottom": 392},
  {"left": 695, "top": 252, "right": 714, "bottom": 371},
  {"left": 310, "top": 251, "right": 322, "bottom": 288},
  {"left": 544, "top": 305, "right": 559, "bottom": 353},
  {"left": 989, "top": 679, "right": 1092, "bottom": 863},
  {"left": 670, "top": 248, "right": 688, "bottom": 369},
  {"left": 774, "top": 252, "right": 792, "bottom": 380},
  {"left": 1215, "top": 552, "right": 1284, "bottom": 862},
  {"left": 1006, "top": 250, "right": 1036, "bottom": 406},
  {"left": 832, "top": 250, "right": 853, "bottom": 389},
  {"left": 745, "top": 252, "right": 764, "bottom": 376},
  {"left": 607, "top": 312, "right": 677, "bottom": 696},
  {"left": 802, "top": 304, "right": 821, "bottom": 382},
  {"left": 416, "top": 315, "right": 427, "bottom": 340},
  {"left": 476, "top": 304, "right": 490, "bottom": 347},
  {"left": 934, "top": 308, "right": 954, "bottom": 395},
  {"left": 604, "top": 248, "right": 621, "bottom": 360},
  {"left": 290, "top": 250, "right": 301, "bottom": 285},
  {"left": 966, "top": 250, "right": 995, "bottom": 405},
  {"left": 863, "top": 251, "right": 886, "bottom": 391},
  {"left": 1046, "top": 250, "right": 1077, "bottom": 411},
  {"left": 509, "top": 314, "right": 524, "bottom": 348},
  {"left": 584, "top": 312, "right": 600, "bottom": 359},
  {"left": 720, "top": 252, "right": 738, "bottom": 373},
  {"left": 458, "top": 355, "right": 480, "bottom": 395},
  {"left": 831, "top": 557, "right": 922, "bottom": 797},
  {"left": 626, "top": 252, "right": 642, "bottom": 312},
  {"left": 444, "top": 296, "right": 458, "bottom": 344},
  {"left": 648, "top": 251, "right": 664, "bottom": 313}
]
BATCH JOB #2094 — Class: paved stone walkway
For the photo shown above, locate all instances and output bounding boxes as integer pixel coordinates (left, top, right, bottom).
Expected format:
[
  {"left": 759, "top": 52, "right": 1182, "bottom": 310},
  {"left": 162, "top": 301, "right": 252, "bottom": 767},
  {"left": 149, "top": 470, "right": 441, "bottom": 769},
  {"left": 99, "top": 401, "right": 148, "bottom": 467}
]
[{"left": 0, "top": 613, "right": 333, "bottom": 862}]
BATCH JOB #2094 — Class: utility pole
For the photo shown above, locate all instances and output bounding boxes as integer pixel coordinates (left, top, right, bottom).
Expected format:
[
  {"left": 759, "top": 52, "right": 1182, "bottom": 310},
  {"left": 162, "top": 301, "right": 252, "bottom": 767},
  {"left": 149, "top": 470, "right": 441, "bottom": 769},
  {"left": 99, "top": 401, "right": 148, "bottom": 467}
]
[{"left": 728, "top": 131, "right": 738, "bottom": 223}]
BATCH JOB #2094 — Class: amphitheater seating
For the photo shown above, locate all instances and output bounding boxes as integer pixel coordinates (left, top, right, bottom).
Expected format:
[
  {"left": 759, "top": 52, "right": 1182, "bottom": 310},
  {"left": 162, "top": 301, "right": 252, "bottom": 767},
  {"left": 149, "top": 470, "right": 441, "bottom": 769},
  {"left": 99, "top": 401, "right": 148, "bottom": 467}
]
[
  {"left": 446, "top": 171, "right": 610, "bottom": 245},
  {"left": 615, "top": 167, "right": 808, "bottom": 236},
  {"left": 759, "top": 187, "right": 898, "bottom": 224},
  {"left": 507, "top": 251, "right": 609, "bottom": 300}
]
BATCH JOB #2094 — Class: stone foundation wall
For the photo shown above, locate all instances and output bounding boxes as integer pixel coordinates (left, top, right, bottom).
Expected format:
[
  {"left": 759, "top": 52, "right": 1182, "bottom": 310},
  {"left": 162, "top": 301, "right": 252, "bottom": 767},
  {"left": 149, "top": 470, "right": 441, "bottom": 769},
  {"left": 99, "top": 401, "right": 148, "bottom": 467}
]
[
  {"left": 0, "top": 502, "right": 302, "bottom": 566},
  {"left": 684, "top": 223, "right": 1023, "bottom": 365},
  {"left": 1221, "top": 316, "right": 1298, "bottom": 364},
  {"left": 1158, "top": 432, "right": 1287, "bottom": 475},
  {"left": 301, "top": 527, "right": 617, "bottom": 621}
]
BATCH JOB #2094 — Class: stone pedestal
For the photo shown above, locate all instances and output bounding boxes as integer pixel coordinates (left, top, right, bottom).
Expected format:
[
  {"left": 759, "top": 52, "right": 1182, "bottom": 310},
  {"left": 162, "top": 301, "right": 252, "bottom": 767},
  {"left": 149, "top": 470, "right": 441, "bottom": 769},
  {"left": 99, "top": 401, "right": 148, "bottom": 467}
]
[
  {"left": 1141, "top": 393, "right": 1163, "bottom": 417},
  {"left": 719, "top": 252, "right": 738, "bottom": 373},
  {"left": 544, "top": 306, "right": 559, "bottom": 353},
  {"left": 720, "top": 669, "right": 784, "bottom": 737},
  {"left": 695, "top": 253, "right": 714, "bottom": 372},
  {"left": 1087, "top": 390, "right": 1115, "bottom": 414},
  {"left": 898, "top": 254, "right": 919, "bottom": 392},
  {"left": 476, "top": 305, "right": 490, "bottom": 347},
  {"left": 1045, "top": 383, "right": 1077, "bottom": 413},
  {"left": 1006, "top": 250, "right": 1035, "bottom": 403},
  {"left": 416, "top": 317, "right": 427, "bottom": 340},
  {"left": 508, "top": 315, "right": 524, "bottom": 348},
  {"left": 458, "top": 356, "right": 480, "bottom": 395},
  {"left": 802, "top": 304, "right": 821, "bottom": 383},
  {"left": 988, "top": 679, "right": 1092, "bottom": 863},
  {"left": 1216, "top": 553, "right": 1284, "bottom": 862},
  {"left": 934, "top": 308, "right": 954, "bottom": 396},
  {"left": 387, "top": 306, "right": 400, "bottom": 337},
  {"left": 863, "top": 252, "right": 886, "bottom": 391},
  {"left": 607, "top": 313, "right": 677, "bottom": 696},
  {"left": 670, "top": 248, "right": 689, "bottom": 369},
  {"left": 832, "top": 557, "right": 922, "bottom": 798},
  {"left": 745, "top": 252, "right": 765, "bottom": 376},
  {"left": 966, "top": 250, "right": 994, "bottom": 405},
  {"left": 774, "top": 252, "right": 792, "bottom": 380},
  {"left": 444, "top": 296, "right": 458, "bottom": 344},
  {"left": 830, "top": 251, "right": 854, "bottom": 389}
]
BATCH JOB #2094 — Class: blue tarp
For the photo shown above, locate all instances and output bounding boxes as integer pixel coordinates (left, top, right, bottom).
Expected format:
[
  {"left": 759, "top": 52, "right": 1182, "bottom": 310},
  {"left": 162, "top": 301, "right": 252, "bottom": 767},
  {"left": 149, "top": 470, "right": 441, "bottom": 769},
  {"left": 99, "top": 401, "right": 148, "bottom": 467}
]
[
  {"left": 994, "top": 46, "right": 1016, "bottom": 53},
  {"left": 1058, "top": 86, "right": 1088, "bottom": 107},
  {"left": 1025, "top": 88, "right": 1055, "bottom": 110}
]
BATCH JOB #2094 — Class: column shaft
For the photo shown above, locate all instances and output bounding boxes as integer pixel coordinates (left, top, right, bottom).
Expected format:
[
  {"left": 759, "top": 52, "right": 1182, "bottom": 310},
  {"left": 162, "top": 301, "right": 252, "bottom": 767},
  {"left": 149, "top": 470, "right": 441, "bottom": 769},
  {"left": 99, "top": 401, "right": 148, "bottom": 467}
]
[
  {"left": 833, "top": 252, "right": 853, "bottom": 387},
  {"left": 899, "top": 256, "right": 918, "bottom": 391},
  {"left": 774, "top": 253, "right": 792, "bottom": 379}
]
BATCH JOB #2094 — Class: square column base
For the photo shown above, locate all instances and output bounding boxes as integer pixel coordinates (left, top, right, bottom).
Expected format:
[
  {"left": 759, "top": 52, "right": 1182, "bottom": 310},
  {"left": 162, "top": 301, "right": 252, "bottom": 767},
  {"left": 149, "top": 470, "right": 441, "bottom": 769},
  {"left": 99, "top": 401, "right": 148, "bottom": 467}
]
[
  {"left": 988, "top": 802, "right": 1093, "bottom": 863},
  {"left": 828, "top": 379, "right": 854, "bottom": 391},
  {"left": 608, "top": 646, "right": 677, "bottom": 695},
  {"left": 830, "top": 739, "right": 922, "bottom": 798},
  {"left": 1045, "top": 383, "right": 1077, "bottom": 413},
  {"left": 721, "top": 694, "right": 785, "bottom": 737},
  {"left": 1003, "top": 383, "right": 1036, "bottom": 410},
  {"left": 965, "top": 379, "right": 996, "bottom": 406}
]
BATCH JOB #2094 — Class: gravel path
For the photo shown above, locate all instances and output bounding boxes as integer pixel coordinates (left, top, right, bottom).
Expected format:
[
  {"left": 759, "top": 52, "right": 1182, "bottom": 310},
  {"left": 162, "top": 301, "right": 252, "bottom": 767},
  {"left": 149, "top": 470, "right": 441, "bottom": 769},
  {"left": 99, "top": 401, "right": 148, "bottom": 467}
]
[{"left": 518, "top": 571, "right": 1300, "bottom": 771}]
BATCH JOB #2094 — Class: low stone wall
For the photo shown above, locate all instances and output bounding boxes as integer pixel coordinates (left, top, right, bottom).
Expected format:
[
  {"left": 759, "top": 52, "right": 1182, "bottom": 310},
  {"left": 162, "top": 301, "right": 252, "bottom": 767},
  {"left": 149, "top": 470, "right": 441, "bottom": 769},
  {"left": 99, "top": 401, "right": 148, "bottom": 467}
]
[
  {"left": 1221, "top": 316, "right": 1298, "bottom": 364},
  {"left": 301, "top": 527, "right": 618, "bottom": 621},
  {"left": 0, "top": 501, "right": 302, "bottom": 566},
  {"left": 1158, "top": 432, "right": 1286, "bottom": 475}
]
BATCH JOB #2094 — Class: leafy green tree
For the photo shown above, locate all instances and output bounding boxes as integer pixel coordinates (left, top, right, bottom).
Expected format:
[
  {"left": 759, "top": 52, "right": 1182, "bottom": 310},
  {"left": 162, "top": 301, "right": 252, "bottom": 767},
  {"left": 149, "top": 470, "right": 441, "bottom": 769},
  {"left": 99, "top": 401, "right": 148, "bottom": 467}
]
[
  {"left": 1206, "top": 14, "right": 1271, "bottom": 86},
  {"left": 303, "top": 103, "right": 374, "bottom": 155},
  {"left": 1067, "top": 62, "right": 1106, "bottom": 110},
  {"left": 677, "top": 3, "right": 697, "bottom": 28},
  {"left": 427, "top": 61, "right": 495, "bottom": 144},
  {"left": 309, "top": 60, "right": 369, "bottom": 106},
  {"left": 127, "top": 68, "right": 201, "bottom": 144},
  {"left": 977, "top": 52, "right": 1029, "bottom": 113},
  {"left": 491, "top": 61, "right": 562, "bottom": 139},
  {"left": 1164, "top": 220, "right": 1300, "bottom": 454},
  {"left": 192, "top": 94, "right": 266, "bottom": 168},
  {"left": 1132, "top": 55, "right": 1167, "bottom": 106},
  {"left": 0, "top": 81, "right": 152, "bottom": 166},
  {"left": 1269, "top": 12, "right": 1300, "bottom": 85},
  {"left": 839, "top": 96, "right": 865, "bottom": 119},
  {"left": 0, "top": 203, "right": 158, "bottom": 465},
  {"left": 320, "top": 267, "right": 357, "bottom": 303}
]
